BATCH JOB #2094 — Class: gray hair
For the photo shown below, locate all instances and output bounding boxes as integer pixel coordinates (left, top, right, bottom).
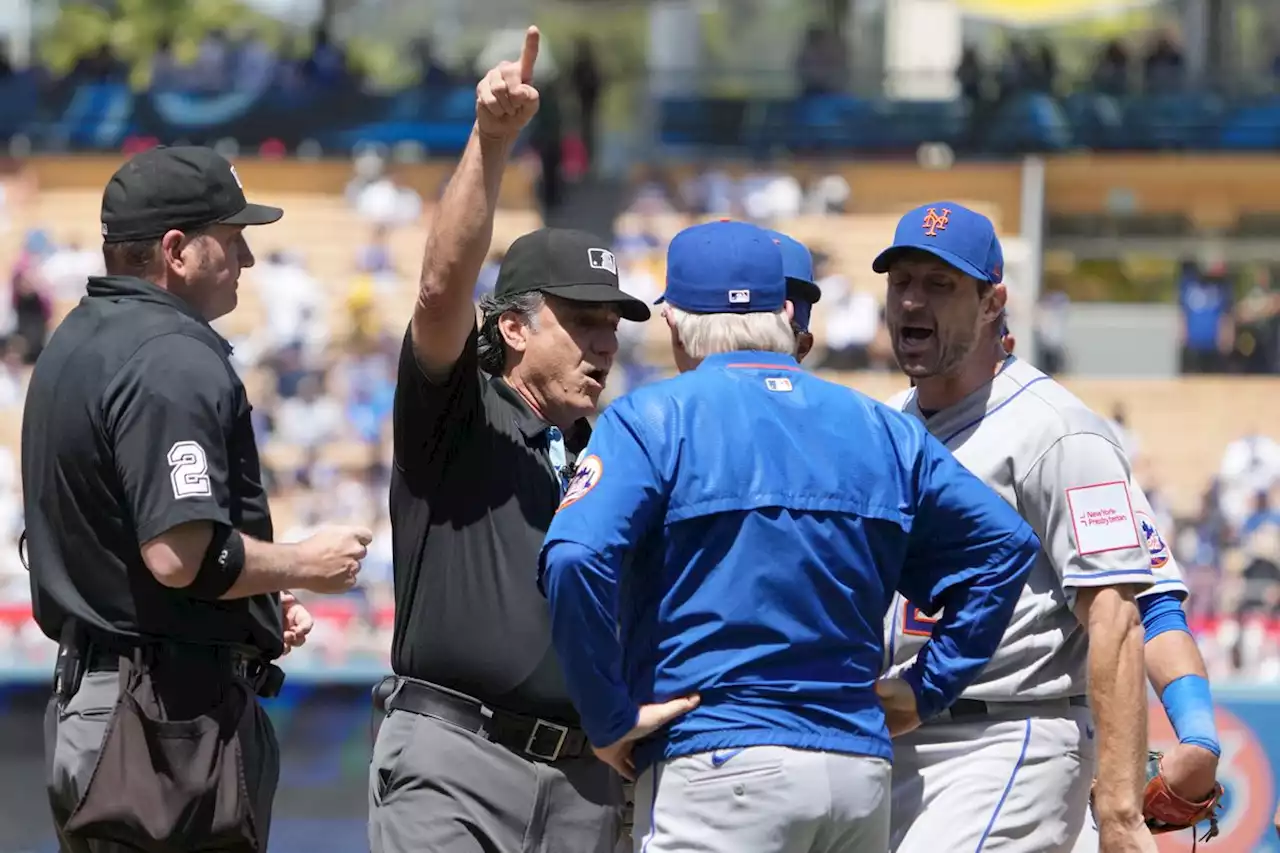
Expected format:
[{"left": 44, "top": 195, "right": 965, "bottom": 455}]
[
  {"left": 477, "top": 291, "right": 543, "bottom": 375},
  {"left": 667, "top": 305, "right": 796, "bottom": 361}
]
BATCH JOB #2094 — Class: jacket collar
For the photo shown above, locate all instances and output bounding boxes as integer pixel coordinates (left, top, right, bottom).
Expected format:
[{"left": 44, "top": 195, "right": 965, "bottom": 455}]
[
  {"left": 84, "top": 276, "right": 233, "bottom": 354},
  {"left": 696, "top": 350, "right": 801, "bottom": 372}
]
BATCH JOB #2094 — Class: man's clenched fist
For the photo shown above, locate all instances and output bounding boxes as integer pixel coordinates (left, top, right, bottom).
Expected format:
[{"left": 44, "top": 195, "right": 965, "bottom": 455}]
[
  {"left": 476, "top": 25, "right": 541, "bottom": 140},
  {"left": 296, "top": 525, "right": 373, "bottom": 594}
]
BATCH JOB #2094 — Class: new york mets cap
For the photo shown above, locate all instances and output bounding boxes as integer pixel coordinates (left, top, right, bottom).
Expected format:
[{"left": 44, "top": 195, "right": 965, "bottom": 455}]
[
  {"left": 871, "top": 202, "right": 1004, "bottom": 284},
  {"left": 657, "top": 220, "right": 786, "bottom": 314},
  {"left": 766, "top": 230, "right": 821, "bottom": 331},
  {"left": 101, "top": 145, "right": 282, "bottom": 243},
  {"left": 495, "top": 227, "right": 650, "bottom": 322}
]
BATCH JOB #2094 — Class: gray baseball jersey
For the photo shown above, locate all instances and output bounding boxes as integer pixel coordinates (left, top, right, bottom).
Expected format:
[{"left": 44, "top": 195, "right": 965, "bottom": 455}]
[{"left": 882, "top": 357, "right": 1186, "bottom": 702}]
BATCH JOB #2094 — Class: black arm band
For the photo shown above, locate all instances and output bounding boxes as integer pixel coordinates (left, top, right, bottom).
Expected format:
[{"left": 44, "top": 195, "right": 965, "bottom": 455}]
[{"left": 186, "top": 525, "right": 246, "bottom": 599}]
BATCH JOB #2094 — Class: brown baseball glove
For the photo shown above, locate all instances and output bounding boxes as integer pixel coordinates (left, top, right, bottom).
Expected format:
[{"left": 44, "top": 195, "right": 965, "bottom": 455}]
[{"left": 1144, "top": 750, "right": 1223, "bottom": 844}]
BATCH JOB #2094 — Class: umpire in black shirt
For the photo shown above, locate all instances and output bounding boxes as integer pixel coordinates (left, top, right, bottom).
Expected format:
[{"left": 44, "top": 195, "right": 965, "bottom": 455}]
[
  {"left": 367, "top": 28, "right": 673, "bottom": 853},
  {"left": 22, "top": 145, "right": 374, "bottom": 853}
]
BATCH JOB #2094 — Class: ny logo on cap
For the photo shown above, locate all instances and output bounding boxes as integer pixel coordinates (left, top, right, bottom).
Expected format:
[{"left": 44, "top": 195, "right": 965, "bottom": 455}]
[
  {"left": 587, "top": 248, "right": 617, "bottom": 275},
  {"left": 922, "top": 207, "right": 951, "bottom": 237}
]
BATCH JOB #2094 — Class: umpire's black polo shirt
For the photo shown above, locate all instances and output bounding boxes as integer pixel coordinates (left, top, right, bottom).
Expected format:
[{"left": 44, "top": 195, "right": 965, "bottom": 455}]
[
  {"left": 389, "top": 325, "right": 590, "bottom": 723},
  {"left": 21, "top": 275, "right": 282, "bottom": 657}
]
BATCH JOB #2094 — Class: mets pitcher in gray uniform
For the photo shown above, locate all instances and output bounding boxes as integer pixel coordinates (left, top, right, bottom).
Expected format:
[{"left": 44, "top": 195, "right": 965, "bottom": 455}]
[{"left": 873, "top": 203, "right": 1159, "bottom": 853}]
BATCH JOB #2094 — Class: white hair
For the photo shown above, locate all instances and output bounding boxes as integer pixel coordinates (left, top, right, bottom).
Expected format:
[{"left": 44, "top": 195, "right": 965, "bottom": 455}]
[{"left": 667, "top": 305, "right": 796, "bottom": 361}]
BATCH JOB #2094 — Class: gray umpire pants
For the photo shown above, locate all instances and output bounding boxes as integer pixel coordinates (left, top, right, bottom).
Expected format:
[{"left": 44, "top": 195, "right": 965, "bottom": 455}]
[
  {"left": 368, "top": 709, "right": 625, "bottom": 853},
  {"left": 630, "top": 746, "right": 891, "bottom": 853},
  {"left": 44, "top": 669, "right": 280, "bottom": 853}
]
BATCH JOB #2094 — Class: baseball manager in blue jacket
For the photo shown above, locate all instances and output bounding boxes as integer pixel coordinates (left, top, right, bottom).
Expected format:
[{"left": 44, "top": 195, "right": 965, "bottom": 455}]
[{"left": 537, "top": 220, "right": 1042, "bottom": 853}]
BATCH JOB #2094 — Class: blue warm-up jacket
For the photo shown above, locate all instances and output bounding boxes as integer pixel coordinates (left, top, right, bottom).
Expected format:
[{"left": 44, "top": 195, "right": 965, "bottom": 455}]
[{"left": 538, "top": 351, "right": 1040, "bottom": 773}]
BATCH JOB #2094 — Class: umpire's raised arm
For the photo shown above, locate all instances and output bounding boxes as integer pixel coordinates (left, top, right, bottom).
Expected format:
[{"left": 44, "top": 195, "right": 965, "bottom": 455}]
[
  {"left": 412, "top": 26, "right": 541, "bottom": 376},
  {"left": 888, "top": 425, "right": 1040, "bottom": 731},
  {"left": 371, "top": 27, "right": 649, "bottom": 853}
]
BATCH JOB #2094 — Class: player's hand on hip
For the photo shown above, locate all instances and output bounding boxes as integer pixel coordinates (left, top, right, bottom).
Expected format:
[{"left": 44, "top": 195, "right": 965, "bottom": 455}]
[
  {"left": 1159, "top": 743, "right": 1219, "bottom": 803},
  {"left": 593, "top": 695, "right": 701, "bottom": 781},
  {"left": 476, "top": 26, "right": 541, "bottom": 141},
  {"left": 875, "top": 678, "right": 922, "bottom": 737},
  {"left": 295, "top": 525, "right": 373, "bottom": 594},
  {"left": 280, "top": 590, "right": 314, "bottom": 654}
]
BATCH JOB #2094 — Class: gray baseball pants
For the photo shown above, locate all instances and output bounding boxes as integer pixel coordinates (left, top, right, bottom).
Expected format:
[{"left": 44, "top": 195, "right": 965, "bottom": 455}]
[
  {"left": 368, "top": 708, "right": 625, "bottom": 852},
  {"left": 630, "top": 746, "right": 891, "bottom": 853}
]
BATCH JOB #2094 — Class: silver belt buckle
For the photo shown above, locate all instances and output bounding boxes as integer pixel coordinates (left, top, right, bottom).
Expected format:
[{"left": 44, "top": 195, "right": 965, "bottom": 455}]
[{"left": 525, "top": 719, "right": 569, "bottom": 761}]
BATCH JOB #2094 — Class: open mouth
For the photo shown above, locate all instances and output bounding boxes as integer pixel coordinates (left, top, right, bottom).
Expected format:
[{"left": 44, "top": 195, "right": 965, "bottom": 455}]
[
  {"left": 898, "top": 326, "right": 935, "bottom": 350},
  {"left": 584, "top": 366, "right": 609, "bottom": 386}
]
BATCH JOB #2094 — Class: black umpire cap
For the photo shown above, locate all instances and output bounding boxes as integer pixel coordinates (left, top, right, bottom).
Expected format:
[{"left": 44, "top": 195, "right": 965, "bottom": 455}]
[
  {"left": 100, "top": 145, "right": 283, "bottom": 243},
  {"left": 495, "top": 228, "right": 651, "bottom": 322}
]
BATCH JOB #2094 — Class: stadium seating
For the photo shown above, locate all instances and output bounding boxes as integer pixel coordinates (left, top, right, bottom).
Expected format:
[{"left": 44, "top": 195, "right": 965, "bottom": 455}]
[{"left": 0, "top": 184, "right": 1266, "bottom": 524}]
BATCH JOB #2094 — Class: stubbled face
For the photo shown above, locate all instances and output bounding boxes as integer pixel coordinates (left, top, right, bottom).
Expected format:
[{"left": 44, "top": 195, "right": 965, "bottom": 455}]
[
  {"left": 171, "top": 224, "right": 255, "bottom": 321},
  {"left": 884, "top": 252, "right": 989, "bottom": 379},
  {"left": 515, "top": 294, "right": 621, "bottom": 421}
]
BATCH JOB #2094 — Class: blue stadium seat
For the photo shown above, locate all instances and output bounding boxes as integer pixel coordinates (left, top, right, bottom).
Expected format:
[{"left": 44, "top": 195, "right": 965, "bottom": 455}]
[
  {"left": 876, "top": 98, "right": 968, "bottom": 149},
  {"left": 1060, "top": 92, "right": 1125, "bottom": 149},
  {"left": 758, "top": 95, "right": 967, "bottom": 153},
  {"left": 658, "top": 97, "right": 751, "bottom": 148},
  {"left": 314, "top": 86, "right": 477, "bottom": 153},
  {"left": 1218, "top": 97, "right": 1280, "bottom": 150},
  {"left": 319, "top": 121, "right": 476, "bottom": 153},
  {"left": 783, "top": 95, "right": 878, "bottom": 151},
  {"left": 983, "top": 93, "right": 1071, "bottom": 153},
  {"left": 0, "top": 72, "right": 40, "bottom": 138},
  {"left": 1121, "top": 94, "right": 1225, "bottom": 150},
  {"left": 384, "top": 87, "right": 474, "bottom": 123}
]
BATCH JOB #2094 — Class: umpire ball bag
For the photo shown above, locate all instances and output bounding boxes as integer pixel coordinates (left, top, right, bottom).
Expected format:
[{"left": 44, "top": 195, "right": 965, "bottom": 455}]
[{"left": 59, "top": 648, "right": 263, "bottom": 852}]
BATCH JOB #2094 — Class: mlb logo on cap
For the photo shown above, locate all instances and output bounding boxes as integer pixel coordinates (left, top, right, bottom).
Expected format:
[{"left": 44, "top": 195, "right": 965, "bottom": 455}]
[
  {"left": 657, "top": 220, "right": 786, "bottom": 314},
  {"left": 587, "top": 248, "right": 617, "bottom": 275}
]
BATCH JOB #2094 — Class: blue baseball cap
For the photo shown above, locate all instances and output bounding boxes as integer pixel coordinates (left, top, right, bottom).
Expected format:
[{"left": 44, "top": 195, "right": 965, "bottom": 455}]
[
  {"left": 766, "top": 231, "right": 822, "bottom": 329},
  {"left": 871, "top": 202, "right": 1003, "bottom": 284},
  {"left": 657, "top": 220, "right": 786, "bottom": 314}
]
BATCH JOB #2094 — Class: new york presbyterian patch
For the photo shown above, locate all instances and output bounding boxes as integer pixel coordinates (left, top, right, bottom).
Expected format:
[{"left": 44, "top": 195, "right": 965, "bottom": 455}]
[
  {"left": 1064, "top": 480, "right": 1141, "bottom": 556},
  {"left": 558, "top": 454, "right": 603, "bottom": 510}
]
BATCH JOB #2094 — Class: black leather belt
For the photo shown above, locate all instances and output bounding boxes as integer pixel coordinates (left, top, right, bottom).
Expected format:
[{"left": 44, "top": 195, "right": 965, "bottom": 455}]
[
  {"left": 380, "top": 677, "right": 590, "bottom": 763},
  {"left": 85, "top": 645, "right": 284, "bottom": 699},
  {"left": 941, "top": 694, "right": 1089, "bottom": 721}
]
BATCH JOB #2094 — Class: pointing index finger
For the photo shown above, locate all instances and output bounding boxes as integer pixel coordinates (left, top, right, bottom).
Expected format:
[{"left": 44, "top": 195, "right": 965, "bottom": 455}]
[{"left": 519, "top": 25, "right": 540, "bottom": 84}]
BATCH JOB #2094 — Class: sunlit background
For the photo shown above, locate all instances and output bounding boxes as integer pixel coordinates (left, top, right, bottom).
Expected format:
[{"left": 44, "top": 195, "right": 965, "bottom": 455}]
[{"left": 0, "top": 0, "right": 1278, "bottom": 850}]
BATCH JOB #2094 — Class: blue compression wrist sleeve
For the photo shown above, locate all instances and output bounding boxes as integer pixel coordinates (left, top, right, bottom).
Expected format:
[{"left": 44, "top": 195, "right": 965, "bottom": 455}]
[
  {"left": 1139, "top": 590, "right": 1187, "bottom": 643},
  {"left": 1141, "top": 593, "right": 1220, "bottom": 756},
  {"left": 1161, "top": 674, "right": 1220, "bottom": 757}
]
